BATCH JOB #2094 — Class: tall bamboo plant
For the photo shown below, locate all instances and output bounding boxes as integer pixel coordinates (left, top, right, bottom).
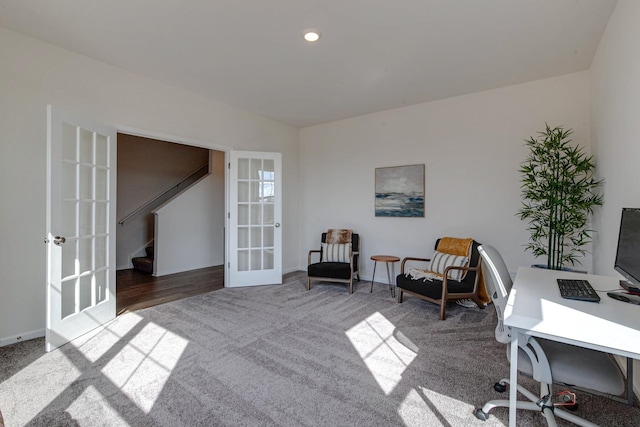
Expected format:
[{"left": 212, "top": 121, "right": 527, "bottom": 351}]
[{"left": 518, "top": 124, "right": 603, "bottom": 270}]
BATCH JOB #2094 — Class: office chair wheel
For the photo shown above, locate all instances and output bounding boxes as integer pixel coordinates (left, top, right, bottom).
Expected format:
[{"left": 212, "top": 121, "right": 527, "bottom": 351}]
[
  {"left": 493, "top": 382, "right": 507, "bottom": 393},
  {"left": 564, "top": 403, "right": 579, "bottom": 411},
  {"left": 473, "top": 408, "right": 490, "bottom": 421}
]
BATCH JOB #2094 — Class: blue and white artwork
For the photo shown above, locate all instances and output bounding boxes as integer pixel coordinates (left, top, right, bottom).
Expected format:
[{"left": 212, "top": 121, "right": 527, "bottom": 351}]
[{"left": 375, "top": 164, "right": 424, "bottom": 217}]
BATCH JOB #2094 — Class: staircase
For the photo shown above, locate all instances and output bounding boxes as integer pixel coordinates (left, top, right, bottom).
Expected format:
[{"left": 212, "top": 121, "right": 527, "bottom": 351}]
[{"left": 132, "top": 244, "right": 154, "bottom": 274}]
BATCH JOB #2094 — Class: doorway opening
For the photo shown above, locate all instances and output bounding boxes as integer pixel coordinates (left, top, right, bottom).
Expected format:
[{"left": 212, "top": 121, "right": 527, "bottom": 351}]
[{"left": 115, "top": 133, "right": 225, "bottom": 313}]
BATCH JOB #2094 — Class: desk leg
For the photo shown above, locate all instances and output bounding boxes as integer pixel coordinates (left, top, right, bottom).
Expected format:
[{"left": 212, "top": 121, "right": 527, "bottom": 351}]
[
  {"left": 509, "top": 333, "right": 519, "bottom": 427},
  {"left": 370, "top": 262, "right": 377, "bottom": 293},
  {"left": 385, "top": 262, "right": 395, "bottom": 298},
  {"left": 627, "top": 357, "right": 634, "bottom": 406}
]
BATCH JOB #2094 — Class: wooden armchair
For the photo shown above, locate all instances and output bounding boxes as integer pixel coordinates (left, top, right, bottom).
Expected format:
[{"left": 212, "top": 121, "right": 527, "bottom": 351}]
[
  {"left": 307, "top": 231, "right": 360, "bottom": 294},
  {"left": 396, "top": 238, "right": 485, "bottom": 320}
]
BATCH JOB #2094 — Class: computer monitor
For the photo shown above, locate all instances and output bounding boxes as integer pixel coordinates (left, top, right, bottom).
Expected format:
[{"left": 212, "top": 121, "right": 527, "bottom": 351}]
[{"left": 614, "top": 208, "right": 640, "bottom": 288}]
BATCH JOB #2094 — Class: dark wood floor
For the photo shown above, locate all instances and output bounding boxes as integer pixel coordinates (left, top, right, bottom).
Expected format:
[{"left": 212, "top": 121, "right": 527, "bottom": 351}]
[{"left": 116, "top": 265, "right": 224, "bottom": 315}]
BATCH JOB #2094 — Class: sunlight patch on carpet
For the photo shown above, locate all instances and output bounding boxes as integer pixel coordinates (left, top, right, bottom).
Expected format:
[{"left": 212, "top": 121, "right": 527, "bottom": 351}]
[
  {"left": 101, "top": 321, "right": 188, "bottom": 413},
  {"left": 73, "top": 312, "right": 144, "bottom": 362},
  {"left": 345, "top": 312, "right": 416, "bottom": 395},
  {"left": 66, "top": 385, "right": 128, "bottom": 426},
  {"left": 0, "top": 351, "right": 81, "bottom": 424},
  {"left": 418, "top": 386, "right": 482, "bottom": 425},
  {"left": 398, "top": 388, "right": 431, "bottom": 426}
]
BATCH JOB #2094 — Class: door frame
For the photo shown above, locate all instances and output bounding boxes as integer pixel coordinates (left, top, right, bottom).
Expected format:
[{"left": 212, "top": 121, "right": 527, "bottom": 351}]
[{"left": 113, "top": 125, "right": 232, "bottom": 284}]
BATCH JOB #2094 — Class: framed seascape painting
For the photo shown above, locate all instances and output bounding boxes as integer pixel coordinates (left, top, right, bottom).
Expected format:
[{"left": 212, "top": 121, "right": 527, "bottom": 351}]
[{"left": 375, "top": 164, "right": 425, "bottom": 217}]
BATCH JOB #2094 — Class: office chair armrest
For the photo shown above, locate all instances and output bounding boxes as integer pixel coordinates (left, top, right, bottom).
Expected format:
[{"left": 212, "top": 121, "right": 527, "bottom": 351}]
[
  {"left": 400, "top": 257, "right": 431, "bottom": 274},
  {"left": 308, "top": 249, "right": 321, "bottom": 265}
]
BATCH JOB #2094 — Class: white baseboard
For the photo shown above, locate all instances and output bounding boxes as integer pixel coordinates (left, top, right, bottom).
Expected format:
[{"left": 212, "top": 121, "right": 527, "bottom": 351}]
[{"left": 0, "top": 329, "right": 45, "bottom": 347}]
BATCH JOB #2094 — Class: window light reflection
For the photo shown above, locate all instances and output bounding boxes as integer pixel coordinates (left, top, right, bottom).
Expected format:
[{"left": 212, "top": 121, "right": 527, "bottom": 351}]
[
  {"left": 345, "top": 312, "right": 417, "bottom": 395},
  {"left": 101, "top": 322, "right": 188, "bottom": 413}
]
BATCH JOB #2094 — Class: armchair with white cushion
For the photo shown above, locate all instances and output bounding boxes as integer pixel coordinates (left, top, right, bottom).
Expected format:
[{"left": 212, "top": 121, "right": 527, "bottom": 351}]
[
  {"left": 396, "top": 237, "right": 486, "bottom": 320},
  {"left": 307, "top": 229, "right": 360, "bottom": 294}
]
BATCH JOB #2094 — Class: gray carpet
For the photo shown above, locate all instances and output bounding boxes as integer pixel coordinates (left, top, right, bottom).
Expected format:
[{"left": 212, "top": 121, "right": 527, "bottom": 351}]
[{"left": 1, "top": 272, "right": 638, "bottom": 426}]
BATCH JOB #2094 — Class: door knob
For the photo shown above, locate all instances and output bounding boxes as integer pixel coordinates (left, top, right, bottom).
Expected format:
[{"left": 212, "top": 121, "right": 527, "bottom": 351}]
[
  {"left": 53, "top": 236, "right": 66, "bottom": 245},
  {"left": 275, "top": 223, "right": 281, "bottom": 228}
]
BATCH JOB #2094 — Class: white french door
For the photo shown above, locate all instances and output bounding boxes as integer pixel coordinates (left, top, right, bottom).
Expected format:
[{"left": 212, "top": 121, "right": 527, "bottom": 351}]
[
  {"left": 45, "top": 106, "right": 117, "bottom": 351},
  {"left": 226, "top": 151, "right": 282, "bottom": 287}
]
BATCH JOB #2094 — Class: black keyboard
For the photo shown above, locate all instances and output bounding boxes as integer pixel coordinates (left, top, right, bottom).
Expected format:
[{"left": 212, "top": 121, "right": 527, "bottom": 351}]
[{"left": 557, "top": 279, "right": 600, "bottom": 303}]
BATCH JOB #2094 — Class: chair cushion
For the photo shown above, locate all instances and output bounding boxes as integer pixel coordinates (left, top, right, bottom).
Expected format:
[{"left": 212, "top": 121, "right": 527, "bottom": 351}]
[
  {"left": 436, "top": 237, "right": 474, "bottom": 279},
  {"left": 396, "top": 272, "right": 473, "bottom": 299},
  {"left": 515, "top": 339, "right": 625, "bottom": 396},
  {"left": 321, "top": 243, "right": 351, "bottom": 262},
  {"left": 429, "top": 251, "right": 468, "bottom": 281},
  {"left": 308, "top": 262, "right": 352, "bottom": 280}
]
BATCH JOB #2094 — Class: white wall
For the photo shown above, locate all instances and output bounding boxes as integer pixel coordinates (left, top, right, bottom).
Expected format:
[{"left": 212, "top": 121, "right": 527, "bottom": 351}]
[
  {"left": 299, "top": 72, "right": 592, "bottom": 279},
  {"left": 0, "top": 27, "right": 299, "bottom": 344},
  {"left": 590, "top": 0, "right": 640, "bottom": 397},
  {"left": 154, "top": 151, "right": 226, "bottom": 276}
]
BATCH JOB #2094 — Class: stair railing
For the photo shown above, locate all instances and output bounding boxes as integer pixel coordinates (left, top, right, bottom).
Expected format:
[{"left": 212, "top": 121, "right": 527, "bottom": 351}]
[{"left": 118, "top": 163, "right": 209, "bottom": 226}]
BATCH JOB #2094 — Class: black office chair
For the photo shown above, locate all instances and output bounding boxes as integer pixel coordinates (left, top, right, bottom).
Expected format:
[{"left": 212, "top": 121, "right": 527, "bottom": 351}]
[{"left": 474, "top": 244, "right": 626, "bottom": 426}]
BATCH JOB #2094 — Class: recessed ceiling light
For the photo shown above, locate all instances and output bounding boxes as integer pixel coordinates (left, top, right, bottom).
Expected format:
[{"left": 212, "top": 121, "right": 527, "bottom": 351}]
[{"left": 303, "top": 30, "right": 321, "bottom": 42}]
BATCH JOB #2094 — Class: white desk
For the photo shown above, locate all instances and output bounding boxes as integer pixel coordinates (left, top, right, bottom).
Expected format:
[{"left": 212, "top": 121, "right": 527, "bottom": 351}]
[{"left": 504, "top": 267, "right": 640, "bottom": 427}]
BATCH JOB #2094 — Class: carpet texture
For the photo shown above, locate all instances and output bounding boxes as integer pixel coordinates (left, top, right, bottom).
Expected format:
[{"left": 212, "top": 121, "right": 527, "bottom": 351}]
[{"left": 1, "top": 272, "right": 638, "bottom": 426}]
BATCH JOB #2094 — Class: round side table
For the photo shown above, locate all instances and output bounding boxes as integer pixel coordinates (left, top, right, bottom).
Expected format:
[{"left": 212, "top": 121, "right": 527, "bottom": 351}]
[{"left": 370, "top": 255, "right": 400, "bottom": 297}]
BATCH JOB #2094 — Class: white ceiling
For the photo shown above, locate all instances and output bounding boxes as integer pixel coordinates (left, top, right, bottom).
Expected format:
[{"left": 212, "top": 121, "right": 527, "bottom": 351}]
[{"left": 0, "top": 0, "right": 617, "bottom": 128}]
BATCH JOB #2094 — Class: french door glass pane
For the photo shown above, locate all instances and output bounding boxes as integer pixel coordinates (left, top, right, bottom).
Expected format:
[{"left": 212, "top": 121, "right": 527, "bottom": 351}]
[
  {"left": 96, "top": 270, "right": 107, "bottom": 304},
  {"left": 79, "top": 238, "right": 92, "bottom": 275},
  {"left": 250, "top": 204, "right": 262, "bottom": 225},
  {"left": 95, "top": 134, "right": 108, "bottom": 167},
  {"left": 238, "top": 182, "right": 249, "bottom": 202},
  {"left": 238, "top": 158, "right": 250, "bottom": 179},
  {"left": 61, "top": 162, "right": 76, "bottom": 199},
  {"left": 264, "top": 250, "right": 274, "bottom": 270},
  {"left": 62, "top": 242, "right": 76, "bottom": 279},
  {"left": 238, "top": 204, "right": 249, "bottom": 225},
  {"left": 238, "top": 250, "right": 249, "bottom": 271},
  {"left": 95, "top": 202, "right": 108, "bottom": 235},
  {"left": 61, "top": 123, "right": 77, "bottom": 161},
  {"left": 79, "top": 165, "right": 93, "bottom": 199},
  {"left": 250, "top": 227, "right": 262, "bottom": 248},
  {"left": 95, "top": 168, "right": 107, "bottom": 200},
  {"left": 79, "top": 201, "right": 93, "bottom": 236},
  {"left": 251, "top": 249, "right": 261, "bottom": 270},
  {"left": 79, "top": 129, "right": 93, "bottom": 164},
  {"left": 95, "top": 236, "right": 107, "bottom": 269},
  {"left": 238, "top": 227, "right": 249, "bottom": 248},
  {"left": 61, "top": 201, "right": 76, "bottom": 238},
  {"left": 263, "top": 227, "right": 274, "bottom": 247},
  {"left": 250, "top": 159, "right": 261, "bottom": 179},
  {"left": 79, "top": 275, "right": 92, "bottom": 311},
  {"left": 263, "top": 204, "right": 274, "bottom": 225},
  {"left": 263, "top": 159, "right": 274, "bottom": 174},
  {"left": 61, "top": 278, "right": 75, "bottom": 318},
  {"left": 250, "top": 181, "right": 259, "bottom": 202}
]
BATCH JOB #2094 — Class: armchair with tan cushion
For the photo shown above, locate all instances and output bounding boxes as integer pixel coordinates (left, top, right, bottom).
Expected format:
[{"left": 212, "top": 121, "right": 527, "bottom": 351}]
[{"left": 396, "top": 237, "right": 489, "bottom": 320}]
